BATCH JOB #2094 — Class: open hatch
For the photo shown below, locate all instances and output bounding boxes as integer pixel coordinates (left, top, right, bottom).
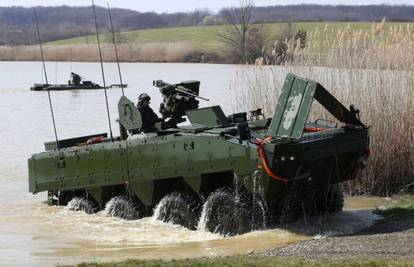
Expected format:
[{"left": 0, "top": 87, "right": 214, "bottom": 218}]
[{"left": 267, "top": 73, "right": 365, "bottom": 140}]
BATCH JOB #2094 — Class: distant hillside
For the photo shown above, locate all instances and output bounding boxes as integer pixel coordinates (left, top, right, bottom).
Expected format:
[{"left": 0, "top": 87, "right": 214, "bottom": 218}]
[
  {"left": 1, "top": 4, "right": 414, "bottom": 45},
  {"left": 0, "top": 5, "right": 209, "bottom": 45}
]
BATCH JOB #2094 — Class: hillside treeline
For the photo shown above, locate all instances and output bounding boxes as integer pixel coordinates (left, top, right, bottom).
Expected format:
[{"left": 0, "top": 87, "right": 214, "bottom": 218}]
[
  {"left": 1, "top": 4, "right": 414, "bottom": 45},
  {"left": 249, "top": 5, "right": 414, "bottom": 23},
  {"left": 0, "top": 5, "right": 210, "bottom": 45}
]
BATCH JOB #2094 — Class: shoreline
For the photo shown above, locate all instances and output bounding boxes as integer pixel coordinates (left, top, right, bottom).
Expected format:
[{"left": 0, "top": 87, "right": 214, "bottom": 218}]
[{"left": 72, "top": 195, "right": 414, "bottom": 266}]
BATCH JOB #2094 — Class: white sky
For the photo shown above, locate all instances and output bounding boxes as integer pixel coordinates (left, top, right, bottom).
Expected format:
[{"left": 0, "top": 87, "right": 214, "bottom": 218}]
[{"left": 1, "top": 0, "right": 413, "bottom": 13}]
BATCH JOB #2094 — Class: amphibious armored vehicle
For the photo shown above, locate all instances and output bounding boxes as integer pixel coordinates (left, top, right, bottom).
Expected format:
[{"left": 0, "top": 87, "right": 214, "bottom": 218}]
[
  {"left": 28, "top": 74, "right": 369, "bottom": 235},
  {"left": 30, "top": 72, "right": 127, "bottom": 91}
]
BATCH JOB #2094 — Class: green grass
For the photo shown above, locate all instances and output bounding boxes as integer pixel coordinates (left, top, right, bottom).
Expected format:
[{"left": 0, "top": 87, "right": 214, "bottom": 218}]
[
  {"left": 48, "top": 22, "right": 410, "bottom": 54},
  {"left": 375, "top": 195, "right": 414, "bottom": 219},
  {"left": 68, "top": 257, "right": 414, "bottom": 267},
  {"left": 49, "top": 24, "right": 225, "bottom": 52}
]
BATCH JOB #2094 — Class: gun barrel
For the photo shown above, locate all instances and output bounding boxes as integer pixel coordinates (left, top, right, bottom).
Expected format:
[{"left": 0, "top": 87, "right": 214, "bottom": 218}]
[{"left": 176, "top": 87, "right": 210, "bottom": 101}]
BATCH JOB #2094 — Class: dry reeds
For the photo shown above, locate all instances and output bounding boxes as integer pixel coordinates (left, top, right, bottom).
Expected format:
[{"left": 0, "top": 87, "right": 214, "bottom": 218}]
[
  {"left": 234, "top": 22, "right": 414, "bottom": 195},
  {"left": 0, "top": 43, "right": 196, "bottom": 63},
  {"left": 291, "top": 21, "right": 414, "bottom": 71}
]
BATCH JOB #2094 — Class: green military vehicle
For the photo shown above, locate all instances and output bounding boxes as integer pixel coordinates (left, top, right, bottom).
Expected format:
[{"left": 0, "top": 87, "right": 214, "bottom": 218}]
[
  {"left": 28, "top": 74, "right": 369, "bottom": 236},
  {"left": 30, "top": 72, "right": 127, "bottom": 91}
]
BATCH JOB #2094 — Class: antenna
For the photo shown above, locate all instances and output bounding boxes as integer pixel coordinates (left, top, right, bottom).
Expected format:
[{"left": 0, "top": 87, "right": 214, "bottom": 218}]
[
  {"left": 92, "top": 0, "right": 114, "bottom": 141},
  {"left": 107, "top": 3, "right": 125, "bottom": 96},
  {"left": 33, "top": 8, "right": 60, "bottom": 150}
]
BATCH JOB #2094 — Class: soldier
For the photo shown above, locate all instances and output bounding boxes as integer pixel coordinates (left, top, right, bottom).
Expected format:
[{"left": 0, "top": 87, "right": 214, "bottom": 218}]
[
  {"left": 137, "top": 93, "right": 162, "bottom": 132},
  {"left": 71, "top": 72, "right": 81, "bottom": 86}
]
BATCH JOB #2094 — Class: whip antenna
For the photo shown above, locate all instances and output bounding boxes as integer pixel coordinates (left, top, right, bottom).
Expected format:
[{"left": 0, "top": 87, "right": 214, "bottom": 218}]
[
  {"left": 33, "top": 8, "right": 60, "bottom": 150},
  {"left": 107, "top": 3, "right": 125, "bottom": 96},
  {"left": 92, "top": 0, "right": 114, "bottom": 141}
]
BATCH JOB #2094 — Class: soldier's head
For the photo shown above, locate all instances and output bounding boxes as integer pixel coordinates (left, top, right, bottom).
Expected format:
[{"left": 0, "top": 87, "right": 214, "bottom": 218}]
[{"left": 138, "top": 93, "right": 151, "bottom": 107}]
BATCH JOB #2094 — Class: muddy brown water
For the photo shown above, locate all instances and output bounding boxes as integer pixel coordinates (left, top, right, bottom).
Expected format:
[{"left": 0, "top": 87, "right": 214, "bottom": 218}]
[{"left": 0, "top": 62, "right": 389, "bottom": 266}]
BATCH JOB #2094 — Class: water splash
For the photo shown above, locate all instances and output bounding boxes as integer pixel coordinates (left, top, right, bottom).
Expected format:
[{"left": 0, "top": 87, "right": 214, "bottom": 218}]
[
  {"left": 285, "top": 209, "right": 382, "bottom": 238},
  {"left": 64, "top": 197, "right": 81, "bottom": 211},
  {"left": 197, "top": 172, "right": 268, "bottom": 234},
  {"left": 251, "top": 171, "right": 267, "bottom": 229},
  {"left": 104, "top": 196, "right": 141, "bottom": 220},
  {"left": 151, "top": 192, "right": 201, "bottom": 230},
  {"left": 151, "top": 195, "right": 170, "bottom": 223},
  {"left": 253, "top": 198, "right": 267, "bottom": 229},
  {"left": 65, "top": 197, "right": 96, "bottom": 214},
  {"left": 197, "top": 199, "right": 210, "bottom": 231}
]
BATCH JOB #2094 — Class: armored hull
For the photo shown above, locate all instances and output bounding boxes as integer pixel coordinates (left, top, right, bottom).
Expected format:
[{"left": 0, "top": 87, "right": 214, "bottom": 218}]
[
  {"left": 28, "top": 74, "right": 369, "bottom": 235},
  {"left": 30, "top": 83, "right": 103, "bottom": 91},
  {"left": 30, "top": 72, "right": 127, "bottom": 91}
]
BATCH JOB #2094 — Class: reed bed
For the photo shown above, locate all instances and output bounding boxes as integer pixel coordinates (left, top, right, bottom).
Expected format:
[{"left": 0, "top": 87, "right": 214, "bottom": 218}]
[
  {"left": 233, "top": 21, "right": 414, "bottom": 195},
  {"left": 290, "top": 20, "right": 414, "bottom": 71},
  {"left": 0, "top": 43, "right": 196, "bottom": 63}
]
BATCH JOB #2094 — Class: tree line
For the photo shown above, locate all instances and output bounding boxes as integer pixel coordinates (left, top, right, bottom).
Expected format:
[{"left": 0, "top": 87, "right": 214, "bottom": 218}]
[{"left": 0, "top": 4, "right": 414, "bottom": 45}]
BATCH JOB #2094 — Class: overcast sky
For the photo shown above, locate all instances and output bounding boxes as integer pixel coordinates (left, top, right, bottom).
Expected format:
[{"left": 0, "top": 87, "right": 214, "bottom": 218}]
[{"left": 1, "top": 0, "right": 412, "bottom": 13}]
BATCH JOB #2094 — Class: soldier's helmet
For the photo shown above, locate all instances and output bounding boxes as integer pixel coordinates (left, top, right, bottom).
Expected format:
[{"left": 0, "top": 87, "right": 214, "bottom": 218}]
[{"left": 138, "top": 93, "right": 151, "bottom": 102}]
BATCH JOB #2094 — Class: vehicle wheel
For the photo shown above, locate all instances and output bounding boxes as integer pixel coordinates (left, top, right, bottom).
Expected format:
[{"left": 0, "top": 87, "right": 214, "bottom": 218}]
[
  {"left": 156, "top": 192, "right": 201, "bottom": 230},
  {"left": 67, "top": 196, "right": 98, "bottom": 214},
  {"left": 271, "top": 194, "right": 303, "bottom": 225},
  {"left": 315, "top": 184, "right": 344, "bottom": 214},
  {"left": 104, "top": 196, "right": 144, "bottom": 220},
  {"left": 203, "top": 188, "right": 265, "bottom": 236}
]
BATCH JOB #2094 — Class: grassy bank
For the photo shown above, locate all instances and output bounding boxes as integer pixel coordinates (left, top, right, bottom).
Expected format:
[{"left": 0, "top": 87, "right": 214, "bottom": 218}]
[
  {"left": 375, "top": 195, "right": 414, "bottom": 219},
  {"left": 0, "top": 43, "right": 203, "bottom": 63},
  {"left": 1, "top": 22, "right": 411, "bottom": 63},
  {"left": 50, "top": 22, "right": 406, "bottom": 49},
  {"left": 72, "top": 258, "right": 414, "bottom": 267}
]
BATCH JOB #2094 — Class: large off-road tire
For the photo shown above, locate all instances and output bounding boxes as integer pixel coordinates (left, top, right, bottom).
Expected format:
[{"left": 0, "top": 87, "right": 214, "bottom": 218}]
[
  {"left": 269, "top": 185, "right": 344, "bottom": 226},
  {"left": 315, "top": 184, "right": 344, "bottom": 214},
  {"left": 67, "top": 196, "right": 98, "bottom": 214},
  {"left": 203, "top": 188, "right": 265, "bottom": 236},
  {"left": 104, "top": 196, "right": 144, "bottom": 220},
  {"left": 270, "top": 194, "right": 303, "bottom": 225},
  {"left": 156, "top": 192, "right": 201, "bottom": 230}
]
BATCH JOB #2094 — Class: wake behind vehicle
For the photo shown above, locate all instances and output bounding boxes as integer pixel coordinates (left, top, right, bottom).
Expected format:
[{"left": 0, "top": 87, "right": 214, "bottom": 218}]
[{"left": 28, "top": 73, "right": 369, "bottom": 235}]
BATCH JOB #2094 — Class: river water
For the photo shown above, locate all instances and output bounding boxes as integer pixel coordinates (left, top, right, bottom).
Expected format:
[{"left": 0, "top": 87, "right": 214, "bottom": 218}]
[{"left": 0, "top": 62, "right": 387, "bottom": 266}]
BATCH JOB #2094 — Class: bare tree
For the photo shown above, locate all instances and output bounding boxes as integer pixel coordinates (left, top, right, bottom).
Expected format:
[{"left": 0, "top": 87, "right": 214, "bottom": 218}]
[
  {"left": 216, "top": 0, "right": 256, "bottom": 63},
  {"left": 105, "top": 24, "right": 126, "bottom": 44}
]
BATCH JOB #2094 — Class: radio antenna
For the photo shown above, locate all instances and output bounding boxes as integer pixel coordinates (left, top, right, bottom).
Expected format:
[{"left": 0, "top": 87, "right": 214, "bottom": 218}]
[
  {"left": 92, "top": 0, "right": 114, "bottom": 141},
  {"left": 107, "top": 3, "right": 125, "bottom": 96},
  {"left": 33, "top": 8, "right": 60, "bottom": 150}
]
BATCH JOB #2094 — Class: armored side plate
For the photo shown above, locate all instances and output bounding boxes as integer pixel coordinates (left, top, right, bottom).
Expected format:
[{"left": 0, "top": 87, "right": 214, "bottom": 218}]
[
  {"left": 118, "top": 96, "right": 142, "bottom": 131},
  {"left": 186, "top": 106, "right": 229, "bottom": 127}
]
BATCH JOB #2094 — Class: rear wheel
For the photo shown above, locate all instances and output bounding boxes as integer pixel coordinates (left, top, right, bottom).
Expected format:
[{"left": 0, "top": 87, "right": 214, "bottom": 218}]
[
  {"left": 156, "top": 192, "right": 201, "bottom": 230},
  {"left": 315, "top": 184, "right": 344, "bottom": 214},
  {"left": 104, "top": 196, "right": 144, "bottom": 220},
  {"left": 269, "top": 185, "right": 344, "bottom": 226},
  {"left": 67, "top": 196, "right": 98, "bottom": 214},
  {"left": 270, "top": 194, "right": 303, "bottom": 225},
  {"left": 203, "top": 188, "right": 265, "bottom": 236}
]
